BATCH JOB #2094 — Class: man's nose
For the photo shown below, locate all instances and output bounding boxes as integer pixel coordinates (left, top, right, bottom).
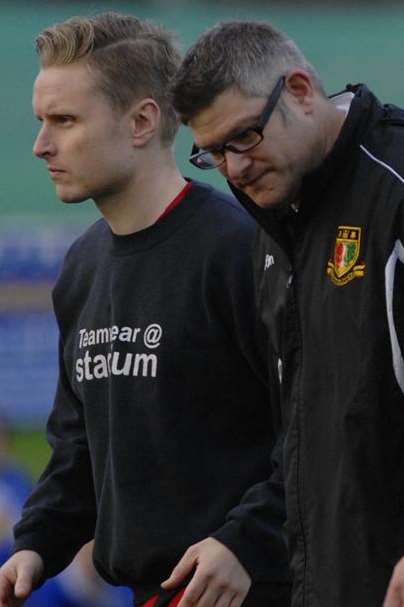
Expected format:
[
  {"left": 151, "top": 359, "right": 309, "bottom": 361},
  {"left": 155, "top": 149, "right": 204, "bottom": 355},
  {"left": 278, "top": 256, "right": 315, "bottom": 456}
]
[
  {"left": 222, "top": 150, "right": 252, "bottom": 182},
  {"left": 33, "top": 125, "right": 55, "bottom": 158}
]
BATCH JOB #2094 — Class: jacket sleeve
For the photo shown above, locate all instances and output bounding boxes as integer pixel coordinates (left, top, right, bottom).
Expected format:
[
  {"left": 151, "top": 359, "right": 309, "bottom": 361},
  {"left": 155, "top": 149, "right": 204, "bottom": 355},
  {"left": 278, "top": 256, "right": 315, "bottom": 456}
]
[
  {"left": 211, "top": 435, "right": 289, "bottom": 583},
  {"left": 12, "top": 338, "right": 97, "bottom": 579},
  {"left": 385, "top": 229, "right": 404, "bottom": 397},
  {"left": 207, "top": 216, "right": 289, "bottom": 583}
]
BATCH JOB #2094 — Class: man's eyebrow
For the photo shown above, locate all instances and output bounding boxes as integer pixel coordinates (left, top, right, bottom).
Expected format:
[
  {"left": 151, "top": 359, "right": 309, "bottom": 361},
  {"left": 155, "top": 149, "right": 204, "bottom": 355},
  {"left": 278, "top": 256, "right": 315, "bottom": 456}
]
[{"left": 202, "top": 113, "right": 261, "bottom": 150}]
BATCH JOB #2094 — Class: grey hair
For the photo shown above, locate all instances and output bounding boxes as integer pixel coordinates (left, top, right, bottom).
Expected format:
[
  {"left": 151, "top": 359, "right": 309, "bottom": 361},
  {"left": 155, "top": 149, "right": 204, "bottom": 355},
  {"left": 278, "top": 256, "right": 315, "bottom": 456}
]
[{"left": 172, "top": 20, "right": 325, "bottom": 123}]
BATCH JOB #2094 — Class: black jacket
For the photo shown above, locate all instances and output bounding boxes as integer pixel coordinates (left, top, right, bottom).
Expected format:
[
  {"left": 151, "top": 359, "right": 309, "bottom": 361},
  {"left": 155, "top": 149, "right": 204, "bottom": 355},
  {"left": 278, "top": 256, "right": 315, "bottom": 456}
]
[{"left": 232, "top": 85, "right": 404, "bottom": 606}]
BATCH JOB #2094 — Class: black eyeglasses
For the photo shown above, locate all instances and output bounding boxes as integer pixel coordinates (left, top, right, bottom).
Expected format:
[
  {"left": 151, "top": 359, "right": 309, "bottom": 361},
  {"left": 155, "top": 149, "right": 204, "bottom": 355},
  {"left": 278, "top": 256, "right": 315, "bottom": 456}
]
[{"left": 189, "top": 75, "right": 285, "bottom": 170}]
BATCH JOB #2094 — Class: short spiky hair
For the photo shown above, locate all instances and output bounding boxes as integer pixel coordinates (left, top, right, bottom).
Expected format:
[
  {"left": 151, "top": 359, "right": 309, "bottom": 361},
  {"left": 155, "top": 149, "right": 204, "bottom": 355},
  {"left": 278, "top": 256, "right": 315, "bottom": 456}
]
[
  {"left": 36, "top": 12, "right": 181, "bottom": 145},
  {"left": 172, "top": 20, "right": 324, "bottom": 124}
]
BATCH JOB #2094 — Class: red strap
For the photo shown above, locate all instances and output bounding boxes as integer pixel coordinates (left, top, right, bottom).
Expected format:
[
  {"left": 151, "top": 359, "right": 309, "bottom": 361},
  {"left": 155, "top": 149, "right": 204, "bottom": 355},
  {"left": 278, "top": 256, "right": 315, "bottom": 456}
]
[
  {"left": 142, "top": 596, "right": 157, "bottom": 607},
  {"left": 157, "top": 181, "right": 192, "bottom": 222},
  {"left": 168, "top": 588, "right": 186, "bottom": 606},
  {"left": 142, "top": 588, "right": 186, "bottom": 607}
]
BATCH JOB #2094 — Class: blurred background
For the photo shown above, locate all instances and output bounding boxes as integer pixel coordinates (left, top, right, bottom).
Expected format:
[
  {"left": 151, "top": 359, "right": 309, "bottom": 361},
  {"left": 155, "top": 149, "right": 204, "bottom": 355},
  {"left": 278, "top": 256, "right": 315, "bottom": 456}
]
[{"left": 0, "top": 0, "right": 403, "bottom": 603}]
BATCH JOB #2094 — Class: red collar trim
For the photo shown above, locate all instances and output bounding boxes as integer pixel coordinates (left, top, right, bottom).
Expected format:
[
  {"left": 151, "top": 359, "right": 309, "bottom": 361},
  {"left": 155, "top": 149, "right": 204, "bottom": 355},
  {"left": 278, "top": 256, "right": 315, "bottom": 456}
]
[{"left": 157, "top": 181, "right": 192, "bottom": 222}]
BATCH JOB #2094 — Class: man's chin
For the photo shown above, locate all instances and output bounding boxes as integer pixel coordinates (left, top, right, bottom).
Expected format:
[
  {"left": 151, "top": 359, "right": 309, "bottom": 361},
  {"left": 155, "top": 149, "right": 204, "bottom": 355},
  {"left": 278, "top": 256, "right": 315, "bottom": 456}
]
[
  {"left": 244, "top": 187, "right": 283, "bottom": 209},
  {"left": 57, "top": 189, "right": 89, "bottom": 204}
]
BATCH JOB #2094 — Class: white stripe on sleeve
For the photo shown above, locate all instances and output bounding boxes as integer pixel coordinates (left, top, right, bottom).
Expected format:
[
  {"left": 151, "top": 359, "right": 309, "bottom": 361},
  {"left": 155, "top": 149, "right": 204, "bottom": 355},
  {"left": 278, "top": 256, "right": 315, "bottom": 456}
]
[{"left": 385, "top": 239, "right": 404, "bottom": 395}]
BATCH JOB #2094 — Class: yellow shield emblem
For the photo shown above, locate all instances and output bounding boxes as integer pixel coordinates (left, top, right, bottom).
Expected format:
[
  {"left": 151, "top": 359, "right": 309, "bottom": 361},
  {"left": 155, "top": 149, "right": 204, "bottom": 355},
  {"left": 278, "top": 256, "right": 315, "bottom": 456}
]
[{"left": 327, "top": 226, "right": 365, "bottom": 286}]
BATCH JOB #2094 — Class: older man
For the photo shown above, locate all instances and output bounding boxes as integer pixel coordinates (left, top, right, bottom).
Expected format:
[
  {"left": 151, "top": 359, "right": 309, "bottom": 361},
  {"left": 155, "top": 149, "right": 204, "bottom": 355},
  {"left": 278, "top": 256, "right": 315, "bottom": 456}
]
[{"left": 172, "top": 20, "right": 404, "bottom": 607}]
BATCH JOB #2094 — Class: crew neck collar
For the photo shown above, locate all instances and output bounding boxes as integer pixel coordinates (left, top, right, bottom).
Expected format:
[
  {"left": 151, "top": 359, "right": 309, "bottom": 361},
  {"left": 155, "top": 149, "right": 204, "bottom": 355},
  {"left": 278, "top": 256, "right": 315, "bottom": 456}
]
[{"left": 109, "top": 180, "right": 209, "bottom": 255}]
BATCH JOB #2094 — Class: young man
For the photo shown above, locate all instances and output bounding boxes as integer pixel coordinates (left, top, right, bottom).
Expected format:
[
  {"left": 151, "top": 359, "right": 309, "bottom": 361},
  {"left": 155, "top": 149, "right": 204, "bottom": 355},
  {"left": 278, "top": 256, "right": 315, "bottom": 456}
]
[
  {"left": 0, "top": 13, "right": 291, "bottom": 607},
  {"left": 172, "top": 20, "right": 404, "bottom": 607}
]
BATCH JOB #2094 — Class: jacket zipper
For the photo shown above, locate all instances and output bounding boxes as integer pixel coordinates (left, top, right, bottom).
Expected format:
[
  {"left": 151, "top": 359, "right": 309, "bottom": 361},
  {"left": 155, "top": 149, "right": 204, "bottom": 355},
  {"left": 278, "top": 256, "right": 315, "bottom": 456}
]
[{"left": 286, "top": 213, "right": 309, "bottom": 606}]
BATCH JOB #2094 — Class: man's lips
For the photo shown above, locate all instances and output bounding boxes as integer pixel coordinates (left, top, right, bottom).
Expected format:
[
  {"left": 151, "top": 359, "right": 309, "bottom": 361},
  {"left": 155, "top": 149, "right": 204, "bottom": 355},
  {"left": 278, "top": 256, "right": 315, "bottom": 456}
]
[
  {"left": 237, "top": 171, "right": 270, "bottom": 190},
  {"left": 47, "top": 167, "right": 66, "bottom": 178}
]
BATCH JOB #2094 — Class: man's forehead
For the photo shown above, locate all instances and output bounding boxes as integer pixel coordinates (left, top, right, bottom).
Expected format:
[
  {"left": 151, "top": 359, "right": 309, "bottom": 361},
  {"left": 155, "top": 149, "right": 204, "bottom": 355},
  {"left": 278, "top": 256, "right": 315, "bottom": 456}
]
[
  {"left": 33, "top": 63, "right": 98, "bottom": 111},
  {"left": 34, "top": 63, "right": 95, "bottom": 96},
  {"left": 189, "top": 87, "right": 265, "bottom": 148}
]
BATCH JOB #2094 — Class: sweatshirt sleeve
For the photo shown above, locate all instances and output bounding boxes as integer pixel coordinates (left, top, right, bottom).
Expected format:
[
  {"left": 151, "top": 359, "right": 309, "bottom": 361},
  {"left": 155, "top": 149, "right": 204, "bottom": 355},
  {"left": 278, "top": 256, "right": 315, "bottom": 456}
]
[
  {"left": 207, "top": 212, "right": 289, "bottom": 583},
  {"left": 12, "top": 338, "right": 97, "bottom": 579}
]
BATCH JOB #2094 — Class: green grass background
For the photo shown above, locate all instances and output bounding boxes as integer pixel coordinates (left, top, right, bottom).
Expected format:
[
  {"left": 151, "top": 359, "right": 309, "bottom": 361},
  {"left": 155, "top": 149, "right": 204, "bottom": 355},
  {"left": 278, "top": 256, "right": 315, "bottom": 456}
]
[{"left": 10, "top": 430, "right": 50, "bottom": 480}]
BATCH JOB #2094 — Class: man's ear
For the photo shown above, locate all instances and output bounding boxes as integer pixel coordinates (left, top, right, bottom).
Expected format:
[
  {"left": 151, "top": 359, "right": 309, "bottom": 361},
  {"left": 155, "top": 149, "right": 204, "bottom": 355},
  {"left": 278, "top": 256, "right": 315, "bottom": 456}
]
[
  {"left": 129, "top": 98, "right": 161, "bottom": 146},
  {"left": 283, "top": 70, "right": 315, "bottom": 112}
]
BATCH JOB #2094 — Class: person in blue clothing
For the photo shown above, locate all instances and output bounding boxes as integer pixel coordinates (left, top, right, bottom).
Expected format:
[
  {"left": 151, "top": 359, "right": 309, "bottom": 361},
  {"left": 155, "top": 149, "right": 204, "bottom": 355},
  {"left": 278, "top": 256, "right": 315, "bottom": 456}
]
[
  {"left": 0, "top": 419, "right": 32, "bottom": 568},
  {"left": 25, "top": 543, "right": 133, "bottom": 607},
  {"left": 0, "top": 418, "right": 131, "bottom": 607}
]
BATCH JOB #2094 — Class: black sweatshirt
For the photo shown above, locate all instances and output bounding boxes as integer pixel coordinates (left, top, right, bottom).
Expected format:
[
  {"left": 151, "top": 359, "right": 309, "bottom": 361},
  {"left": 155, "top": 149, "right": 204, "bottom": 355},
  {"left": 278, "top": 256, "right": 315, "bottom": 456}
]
[{"left": 13, "top": 181, "right": 290, "bottom": 605}]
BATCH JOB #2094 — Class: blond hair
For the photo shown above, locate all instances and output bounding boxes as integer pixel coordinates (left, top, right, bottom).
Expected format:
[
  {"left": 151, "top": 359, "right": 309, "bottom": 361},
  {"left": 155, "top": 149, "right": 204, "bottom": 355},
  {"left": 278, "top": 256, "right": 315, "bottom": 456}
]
[{"left": 36, "top": 12, "right": 181, "bottom": 144}]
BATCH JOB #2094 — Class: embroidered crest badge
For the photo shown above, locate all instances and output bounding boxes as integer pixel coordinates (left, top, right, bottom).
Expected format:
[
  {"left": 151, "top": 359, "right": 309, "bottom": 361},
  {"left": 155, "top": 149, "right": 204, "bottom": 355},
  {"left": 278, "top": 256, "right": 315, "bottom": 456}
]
[{"left": 327, "top": 226, "right": 365, "bottom": 286}]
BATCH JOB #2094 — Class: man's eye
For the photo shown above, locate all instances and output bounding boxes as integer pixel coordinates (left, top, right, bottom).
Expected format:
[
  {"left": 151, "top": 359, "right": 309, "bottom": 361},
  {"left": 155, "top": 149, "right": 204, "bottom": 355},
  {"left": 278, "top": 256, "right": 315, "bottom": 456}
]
[
  {"left": 56, "top": 115, "right": 74, "bottom": 125},
  {"left": 229, "top": 129, "right": 258, "bottom": 146},
  {"left": 210, "top": 149, "right": 224, "bottom": 160}
]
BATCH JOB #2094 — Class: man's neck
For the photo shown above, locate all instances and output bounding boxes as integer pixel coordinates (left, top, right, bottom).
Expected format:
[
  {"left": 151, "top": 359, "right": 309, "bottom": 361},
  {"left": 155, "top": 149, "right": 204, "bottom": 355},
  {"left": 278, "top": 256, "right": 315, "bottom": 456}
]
[
  {"left": 94, "top": 150, "right": 186, "bottom": 235},
  {"left": 323, "top": 97, "right": 351, "bottom": 159},
  {"left": 290, "top": 99, "right": 350, "bottom": 212}
]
